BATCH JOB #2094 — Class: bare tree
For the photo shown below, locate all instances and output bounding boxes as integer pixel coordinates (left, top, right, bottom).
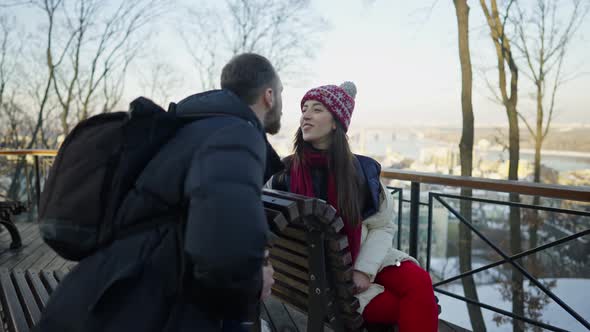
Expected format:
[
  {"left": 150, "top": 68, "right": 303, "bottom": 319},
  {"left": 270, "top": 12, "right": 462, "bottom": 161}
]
[
  {"left": 1, "top": 0, "right": 169, "bottom": 201},
  {"left": 0, "top": 0, "right": 61, "bottom": 199},
  {"left": 453, "top": 1, "right": 486, "bottom": 330},
  {"left": 0, "top": 16, "right": 19, "bottom": 149},
  {"left": 0, "top": 14, "right": 35, "bottom": 199},
  {"left": 511, "top": 0, "right": 589, "bottom": 269},
  {"left": 0, "top": 15, "right": 15, "bottom": 112},
  {"left": 26, "top": 0, "right": 63, "bottom": 149},
  {"left": 39, "top": 0, "right": 167, "bottom": 135},
  {"left": 181, "top": 0, "right": 328, "bottom": 90},
  {"left": 479, "top": 1, "right": 524, "bottom": 331},
  {"left": 138, "top": 58, "right": 184, "bottom": 107}
]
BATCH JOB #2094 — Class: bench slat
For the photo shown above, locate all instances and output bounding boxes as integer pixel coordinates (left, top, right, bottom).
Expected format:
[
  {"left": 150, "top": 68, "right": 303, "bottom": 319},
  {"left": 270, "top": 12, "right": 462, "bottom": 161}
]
[
  {"left": 265, "top": 208, "right": 289, "bottom": 237},
  {"left": 279, "top": 227, "right": 306, "bottom": 242},
  {"left": 270, "top": 258, "right": 308, "bottom": 282},
  {"left": 0, "top": 270, "right": 30, "bottom": 332},
  {"left": 12, "top": 271, "right": 41, "bottom": 327},
  {"left": 270, "top": 247, "right": 308, "bottom": 269},
  {"left": 39, "top": 271, "right": 58, "bottom": 294},
  {"left": 329, "top": 217, "right": 345, "bottom": 233},
  {"left": 25, "top": 271, "right": 50, "bottom": 309},
  {"left": 271, "top": 242, "right": 351, "bottom": 272},
  {"left": 273, "top": 271, "right": 308, "bottom": 295},
  {"left": 321, "top": 205, "right": 338, "bottom": 225},
  {"left": 328, "top": 235, "right": 349, "bottom": 252},
  {"left": 274, "top": 237, "right": 308, "bottom": 256}
]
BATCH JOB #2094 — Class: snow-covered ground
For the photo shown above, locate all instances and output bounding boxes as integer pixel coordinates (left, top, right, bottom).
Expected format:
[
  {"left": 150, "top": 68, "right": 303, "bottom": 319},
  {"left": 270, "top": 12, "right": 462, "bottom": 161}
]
[{"left": 436, "top": 278, "right": 590, "bottom": 331}]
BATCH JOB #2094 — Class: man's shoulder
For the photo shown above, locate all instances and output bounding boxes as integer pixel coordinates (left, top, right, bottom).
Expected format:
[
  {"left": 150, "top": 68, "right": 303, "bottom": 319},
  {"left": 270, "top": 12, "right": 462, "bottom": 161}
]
[
  {"left": 184, "top": 113, "right": 252, "bottom": 130},
  {"left": 181, "top": 114, "right": 262, "bottom": 142}
]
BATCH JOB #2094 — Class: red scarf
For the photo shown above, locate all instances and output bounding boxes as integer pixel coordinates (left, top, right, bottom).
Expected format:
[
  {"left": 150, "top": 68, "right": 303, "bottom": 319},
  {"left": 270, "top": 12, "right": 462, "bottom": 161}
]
[{"left": 289, "top": 150, "right": 362, "bottom": 263}]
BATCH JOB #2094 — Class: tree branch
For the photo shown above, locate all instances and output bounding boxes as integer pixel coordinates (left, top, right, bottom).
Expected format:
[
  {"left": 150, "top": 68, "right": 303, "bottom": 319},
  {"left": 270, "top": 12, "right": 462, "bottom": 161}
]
[{"left": 517, "top": 111, "right": 535, "bottom": 137}]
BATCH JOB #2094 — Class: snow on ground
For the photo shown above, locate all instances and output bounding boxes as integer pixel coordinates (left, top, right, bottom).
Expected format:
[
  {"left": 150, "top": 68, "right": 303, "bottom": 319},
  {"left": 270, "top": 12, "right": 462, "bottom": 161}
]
[{"left": 436, "top": 278, "right": 590, "bottom": 331}]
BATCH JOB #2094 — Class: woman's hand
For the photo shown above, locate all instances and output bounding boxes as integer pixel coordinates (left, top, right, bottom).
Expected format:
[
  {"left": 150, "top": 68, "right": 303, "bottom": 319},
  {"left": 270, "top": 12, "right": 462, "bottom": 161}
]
[
  {"left": 261, "top": 249, "right": 275, "bottom": 300},
  {"left": 352, "top": 270, "right": 371, "bottom": 294}
]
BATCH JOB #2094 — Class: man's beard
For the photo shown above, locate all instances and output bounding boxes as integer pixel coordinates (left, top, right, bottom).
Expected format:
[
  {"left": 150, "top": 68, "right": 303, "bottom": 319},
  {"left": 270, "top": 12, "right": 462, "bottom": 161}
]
[{"left": 264, "top": 104, "right": 281, "bottom": 135}]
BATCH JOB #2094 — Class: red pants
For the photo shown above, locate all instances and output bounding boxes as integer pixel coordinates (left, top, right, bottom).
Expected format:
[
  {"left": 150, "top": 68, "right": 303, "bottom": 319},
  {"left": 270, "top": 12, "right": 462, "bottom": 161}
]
[{"left": 362, "top": 262, "right": 438, "bottom": 332}]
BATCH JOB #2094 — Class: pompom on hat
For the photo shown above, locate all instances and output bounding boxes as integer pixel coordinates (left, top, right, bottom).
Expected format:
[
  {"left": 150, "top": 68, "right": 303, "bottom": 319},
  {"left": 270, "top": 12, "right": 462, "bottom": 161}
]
[{"left": 301, "top": 81, "right": 357, "bottom": 132}]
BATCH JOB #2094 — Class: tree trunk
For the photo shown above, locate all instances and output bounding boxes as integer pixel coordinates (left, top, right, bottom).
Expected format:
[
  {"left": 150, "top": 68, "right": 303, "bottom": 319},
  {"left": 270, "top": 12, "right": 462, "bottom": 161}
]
[
  {"left": 454, "top": 1, "right": 486, "bottom": 330},
  {"left": 529, "top": 80, "right": 544, "bottom": 272},
  {"left": 61, "top": 110, "right": 69, "bottom": 136},
  {"left": 529, "top": 137, "right": 542, "bottom": 272},
  {"left": 507, "top": 105, "right": 524, "bottom": 332}
]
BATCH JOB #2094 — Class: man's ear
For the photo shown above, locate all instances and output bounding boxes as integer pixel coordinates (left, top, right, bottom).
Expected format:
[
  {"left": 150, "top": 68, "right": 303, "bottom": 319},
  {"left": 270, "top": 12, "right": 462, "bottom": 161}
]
[{"left": 263, "top": 87, "right": 274, "bottom": 109}]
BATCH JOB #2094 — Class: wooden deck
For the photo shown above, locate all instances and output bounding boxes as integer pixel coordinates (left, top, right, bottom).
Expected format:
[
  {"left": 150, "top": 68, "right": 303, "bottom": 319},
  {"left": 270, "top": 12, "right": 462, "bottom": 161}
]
[
  {"left": 0, "top": 221, "right": 469, "bottom": 332},
  {"left": 262, "top": 296, "right": 471, "bottom": 332},
  {"left": 0, "top": 221, "right": 75, "bottom": 272}
]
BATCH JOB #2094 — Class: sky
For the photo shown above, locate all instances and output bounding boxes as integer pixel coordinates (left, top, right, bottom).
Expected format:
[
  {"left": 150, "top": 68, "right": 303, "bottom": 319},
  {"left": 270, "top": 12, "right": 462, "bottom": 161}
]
[
  {"left": 273, "top": 0, "right": 590, "bottom": 129},
  {"left": 155, "top": 0, "right": 590, "bottom": 129},
  {"left": 5, "top": 0, "right": 590, "bottom": 129}
]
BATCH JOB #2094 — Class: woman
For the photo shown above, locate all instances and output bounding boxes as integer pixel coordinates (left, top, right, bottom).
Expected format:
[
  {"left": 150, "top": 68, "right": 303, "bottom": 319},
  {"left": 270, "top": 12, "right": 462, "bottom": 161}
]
[{"left": 267, "top": 82, "right": 439, "bottom": 331}]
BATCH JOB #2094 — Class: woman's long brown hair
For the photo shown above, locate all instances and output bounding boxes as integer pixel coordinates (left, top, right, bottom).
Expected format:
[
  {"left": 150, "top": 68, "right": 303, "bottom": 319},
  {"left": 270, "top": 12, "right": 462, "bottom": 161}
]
[{"left": 289, "top": 124, "right": 362, "bottom": 225}]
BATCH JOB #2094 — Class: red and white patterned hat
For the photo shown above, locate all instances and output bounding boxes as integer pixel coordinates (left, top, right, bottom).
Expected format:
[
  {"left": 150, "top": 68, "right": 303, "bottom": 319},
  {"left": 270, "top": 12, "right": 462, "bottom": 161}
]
[{"left": 300, "top": 81, "right": 357, "bottom": 132}]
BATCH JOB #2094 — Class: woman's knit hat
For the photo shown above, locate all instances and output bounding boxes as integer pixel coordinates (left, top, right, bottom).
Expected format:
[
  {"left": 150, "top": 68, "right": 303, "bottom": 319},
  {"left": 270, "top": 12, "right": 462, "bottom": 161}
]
[{"left": 300, "top": 81, "right": 357, "bottom": 132}]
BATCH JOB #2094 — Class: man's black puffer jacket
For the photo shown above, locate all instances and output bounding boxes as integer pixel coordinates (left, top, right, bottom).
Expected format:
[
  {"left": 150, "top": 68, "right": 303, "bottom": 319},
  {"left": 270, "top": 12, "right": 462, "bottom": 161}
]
[{"left": 35, "top": 89, "right": 269, "bottom": 332}]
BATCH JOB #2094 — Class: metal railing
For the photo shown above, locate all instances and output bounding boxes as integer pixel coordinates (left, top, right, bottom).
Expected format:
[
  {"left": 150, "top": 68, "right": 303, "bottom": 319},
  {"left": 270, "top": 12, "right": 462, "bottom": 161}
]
[
  {"left": 1, "top": 150, "right": 589, "bottom": 330},
  {"left": 382, "top": 169, "right": 590, "bottom": 332},
  {"left": 0, "top": 150, "right": 57, "bottom": 211}
]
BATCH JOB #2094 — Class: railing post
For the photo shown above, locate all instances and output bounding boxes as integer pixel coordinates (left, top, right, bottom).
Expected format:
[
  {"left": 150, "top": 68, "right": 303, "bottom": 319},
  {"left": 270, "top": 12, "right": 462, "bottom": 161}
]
[
  {"left": 427, "top": 193, "right": 433, "bottom": 272},
  {"left": 409, "top": 181, "right": 420, "bottom": 259},
  {"left": 397, "top": 189, "right": 403, "bottom": 250},
  {"left": 34, "top": 155, "right": 41, "bottom": 213}
]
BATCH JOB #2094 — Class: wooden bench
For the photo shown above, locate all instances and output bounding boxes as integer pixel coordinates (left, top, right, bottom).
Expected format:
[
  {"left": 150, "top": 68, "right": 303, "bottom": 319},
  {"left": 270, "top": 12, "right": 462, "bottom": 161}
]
[
  {"left": 0, "top": 201, "right": 27, "bottom": 249},
  {"left": 262, "top": 189, "right": 372, "bottom": 331},
  {"left": 0, "top": 269, "right": 67, "bottom": 332},
  {"left": 260, "top": 190, "right": 443, "bottom": 331}
]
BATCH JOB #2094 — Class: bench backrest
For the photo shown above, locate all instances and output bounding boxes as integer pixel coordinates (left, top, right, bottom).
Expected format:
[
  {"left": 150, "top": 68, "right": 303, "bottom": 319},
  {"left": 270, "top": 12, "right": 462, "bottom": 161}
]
[{"left": 262, "top": 189, "right": 364, "bottom": 331}]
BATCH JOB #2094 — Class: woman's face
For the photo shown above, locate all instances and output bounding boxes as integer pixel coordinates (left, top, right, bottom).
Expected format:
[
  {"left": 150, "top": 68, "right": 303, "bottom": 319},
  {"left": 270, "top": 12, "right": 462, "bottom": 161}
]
[{"left": 300, "top": 99, "right": 336, "bottom": 150}]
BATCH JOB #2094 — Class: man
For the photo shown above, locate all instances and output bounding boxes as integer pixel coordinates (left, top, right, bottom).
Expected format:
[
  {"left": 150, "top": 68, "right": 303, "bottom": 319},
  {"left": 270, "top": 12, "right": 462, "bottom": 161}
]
[
  {"left": 35, "top": 53, "right": 283, "bottom": 332},
  {"left": 219, "top": 53, "right": 285, "bottom": 183}
]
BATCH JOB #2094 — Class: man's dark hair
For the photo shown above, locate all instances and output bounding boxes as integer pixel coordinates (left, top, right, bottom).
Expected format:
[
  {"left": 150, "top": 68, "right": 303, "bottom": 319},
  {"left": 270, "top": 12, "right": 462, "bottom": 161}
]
[{"left": 220, "top": 53, "right": 278, "bottom": 105}]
